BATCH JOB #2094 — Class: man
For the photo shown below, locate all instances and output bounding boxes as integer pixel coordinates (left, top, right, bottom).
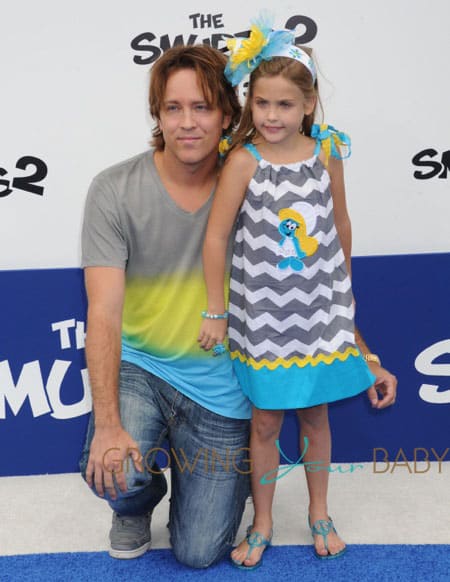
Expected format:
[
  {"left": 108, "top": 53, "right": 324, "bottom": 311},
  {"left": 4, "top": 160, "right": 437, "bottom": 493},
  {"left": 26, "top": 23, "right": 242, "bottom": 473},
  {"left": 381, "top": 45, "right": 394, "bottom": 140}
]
[
  {"left": 79, "top": 44, "right": 397, "bottom": 568},
  {"left": 79, "top": 45, "right": 250, "bottom": 568}
]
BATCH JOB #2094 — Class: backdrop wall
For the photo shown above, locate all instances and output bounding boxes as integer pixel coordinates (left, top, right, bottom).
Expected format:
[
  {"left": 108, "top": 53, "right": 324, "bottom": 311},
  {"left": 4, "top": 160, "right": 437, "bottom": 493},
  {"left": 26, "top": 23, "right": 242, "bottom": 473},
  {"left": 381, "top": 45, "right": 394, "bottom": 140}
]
[{"left": 1, "top": 1, "right": 449, "bottom": 475}]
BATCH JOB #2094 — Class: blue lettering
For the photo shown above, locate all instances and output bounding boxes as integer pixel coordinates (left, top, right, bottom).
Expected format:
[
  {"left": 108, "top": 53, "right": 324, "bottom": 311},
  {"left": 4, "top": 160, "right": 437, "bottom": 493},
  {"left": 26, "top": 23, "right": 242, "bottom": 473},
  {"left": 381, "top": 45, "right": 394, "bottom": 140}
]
[
  {"left": 260, "top": 437, "right": 309, "bottom": 484},
  {"left": 260, "top": 436, "right": 365, "bottom": 484}
]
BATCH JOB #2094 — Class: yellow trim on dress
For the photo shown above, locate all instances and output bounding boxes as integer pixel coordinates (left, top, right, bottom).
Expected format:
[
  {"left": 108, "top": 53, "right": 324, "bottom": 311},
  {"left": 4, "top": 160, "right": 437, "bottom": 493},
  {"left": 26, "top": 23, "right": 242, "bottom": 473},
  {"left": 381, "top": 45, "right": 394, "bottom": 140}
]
[{"left": 230, "top": 346, "right": 360, "bottom": 370}]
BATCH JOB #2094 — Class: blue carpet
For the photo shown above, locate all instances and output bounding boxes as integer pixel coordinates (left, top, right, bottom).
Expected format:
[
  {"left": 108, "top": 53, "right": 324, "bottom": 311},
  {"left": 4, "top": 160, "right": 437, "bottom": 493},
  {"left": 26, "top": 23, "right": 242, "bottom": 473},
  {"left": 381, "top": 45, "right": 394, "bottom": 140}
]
[{"left": 1, "top": 545, "right": 449, "bottom": 582}]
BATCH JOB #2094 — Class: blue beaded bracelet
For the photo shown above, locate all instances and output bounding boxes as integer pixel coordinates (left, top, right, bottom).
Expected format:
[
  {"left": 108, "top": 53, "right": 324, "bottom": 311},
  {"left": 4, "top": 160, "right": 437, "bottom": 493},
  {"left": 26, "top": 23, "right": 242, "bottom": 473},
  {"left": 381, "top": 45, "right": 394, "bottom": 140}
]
[{"left": 201, "top": 310, "right": 229, "bottom": 320}]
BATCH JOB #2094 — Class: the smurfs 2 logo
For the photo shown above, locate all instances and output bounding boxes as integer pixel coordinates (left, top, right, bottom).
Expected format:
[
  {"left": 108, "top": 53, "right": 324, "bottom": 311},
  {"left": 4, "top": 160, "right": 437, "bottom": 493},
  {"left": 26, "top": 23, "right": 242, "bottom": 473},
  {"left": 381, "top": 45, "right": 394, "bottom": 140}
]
[
  {"left": 415, "top": 339, "right": 450, "bottom": 404},
  {"left": 0, "top": 319, "right": 91, "bottom": 420},
  {"left": 412, "top": 149, "right": 450, "bottom": 179},
  {"left": 0, "top": 156, "right": 48, "bottom": 198},
  {"left": 131, "top": 13, "right": 318, "bottom": 65}
]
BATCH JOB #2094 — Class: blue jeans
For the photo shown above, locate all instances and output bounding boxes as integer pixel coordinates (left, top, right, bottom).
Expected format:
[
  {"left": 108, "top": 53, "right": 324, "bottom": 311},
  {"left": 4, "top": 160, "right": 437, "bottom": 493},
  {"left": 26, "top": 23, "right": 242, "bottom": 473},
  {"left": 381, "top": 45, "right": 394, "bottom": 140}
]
[{"left": 80, "top": 361, "right": 250, "bottom": 568}]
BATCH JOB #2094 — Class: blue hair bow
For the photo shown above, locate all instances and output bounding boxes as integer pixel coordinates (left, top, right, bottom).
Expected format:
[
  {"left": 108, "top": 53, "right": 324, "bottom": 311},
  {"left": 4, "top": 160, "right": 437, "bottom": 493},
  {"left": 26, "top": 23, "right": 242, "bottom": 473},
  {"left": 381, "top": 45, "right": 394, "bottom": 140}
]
[
  {"left": 224, "top": 25, "right": 296, "bottom": 86},
  {"left": 311, "top": 124, "right": 351, "bottom": 166}
]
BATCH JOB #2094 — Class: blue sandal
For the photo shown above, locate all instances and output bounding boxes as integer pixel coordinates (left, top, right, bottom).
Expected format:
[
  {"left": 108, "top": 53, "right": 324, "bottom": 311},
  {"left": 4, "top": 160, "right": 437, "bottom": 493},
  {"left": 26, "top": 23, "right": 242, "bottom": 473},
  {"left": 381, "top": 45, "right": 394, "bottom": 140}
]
[
  {"left": 231, "top": 525, "right": 272, "bottom": 570},
  {"left": 308, "top": 516, "right": 346, "bottom": 559}
]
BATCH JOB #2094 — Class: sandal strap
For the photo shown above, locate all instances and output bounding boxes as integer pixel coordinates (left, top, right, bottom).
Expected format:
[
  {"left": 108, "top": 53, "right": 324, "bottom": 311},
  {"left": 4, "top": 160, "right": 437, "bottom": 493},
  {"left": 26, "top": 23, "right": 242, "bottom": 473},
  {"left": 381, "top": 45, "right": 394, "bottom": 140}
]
[
  {"left": 309, "top": 517, "right": 337, "bottom": 552},
  {"left": 310, "top": 518, "right": 335, "bottom": 537},
  {"left": 247, "top": 531, "right": 271, "bottom": 548},
  {"left": 244, "top": 526, "right": 272, "bottom": 561}
]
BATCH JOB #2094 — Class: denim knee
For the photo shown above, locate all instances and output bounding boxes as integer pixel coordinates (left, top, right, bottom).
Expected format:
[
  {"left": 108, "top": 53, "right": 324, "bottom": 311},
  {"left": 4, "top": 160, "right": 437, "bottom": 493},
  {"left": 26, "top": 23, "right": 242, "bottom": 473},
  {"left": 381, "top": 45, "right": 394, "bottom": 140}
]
[
  {"left": 172, "top": 535, "right": 228, "bottom": 569},
  {"left": 109, "top": 471, "right": 168, "bottom": 516}
]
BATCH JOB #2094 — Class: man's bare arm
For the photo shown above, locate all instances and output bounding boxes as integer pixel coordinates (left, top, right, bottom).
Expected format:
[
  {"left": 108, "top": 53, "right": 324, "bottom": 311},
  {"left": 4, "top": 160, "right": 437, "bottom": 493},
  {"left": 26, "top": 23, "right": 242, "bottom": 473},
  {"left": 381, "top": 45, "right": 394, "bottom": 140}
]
[{"left": 84, "top": 267, "right": 142, "bottom": 498}]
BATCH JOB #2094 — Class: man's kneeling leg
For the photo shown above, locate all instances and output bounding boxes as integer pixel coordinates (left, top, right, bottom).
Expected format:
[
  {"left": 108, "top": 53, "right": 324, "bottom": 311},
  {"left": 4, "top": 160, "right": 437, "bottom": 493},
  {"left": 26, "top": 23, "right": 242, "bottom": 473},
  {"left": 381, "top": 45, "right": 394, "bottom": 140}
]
[
  {"left": 79, "top": 361, "right": 170, "bottom": 558},
  {"left": 168, "top": 399, "right": 250, "bottom": 568}
]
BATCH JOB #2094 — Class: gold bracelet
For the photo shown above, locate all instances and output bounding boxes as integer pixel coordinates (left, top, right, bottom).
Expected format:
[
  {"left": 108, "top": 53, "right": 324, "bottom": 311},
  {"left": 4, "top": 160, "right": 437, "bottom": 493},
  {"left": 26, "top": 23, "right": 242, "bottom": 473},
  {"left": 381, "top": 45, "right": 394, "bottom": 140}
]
[{"left": 363, "top": 353, "right": 381, "bottom": 366}]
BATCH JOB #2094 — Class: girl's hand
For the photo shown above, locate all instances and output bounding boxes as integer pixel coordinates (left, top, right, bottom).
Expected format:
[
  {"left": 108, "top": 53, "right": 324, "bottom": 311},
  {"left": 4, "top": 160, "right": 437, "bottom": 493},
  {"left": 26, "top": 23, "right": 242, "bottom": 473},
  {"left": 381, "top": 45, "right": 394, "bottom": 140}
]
[
  {"left": 198, "top": 319, "right": 228, "bottom": 351},
  {"left": 366, "top": 364, "right": 397, "bottom": 409}
]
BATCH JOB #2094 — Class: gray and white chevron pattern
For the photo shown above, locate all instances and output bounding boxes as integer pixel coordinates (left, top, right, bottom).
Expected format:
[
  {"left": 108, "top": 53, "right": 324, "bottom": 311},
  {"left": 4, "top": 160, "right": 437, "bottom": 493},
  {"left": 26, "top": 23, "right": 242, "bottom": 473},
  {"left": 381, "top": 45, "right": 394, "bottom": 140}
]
[{"left": 229, "top": 157, "right": 356, "bottom": 363}]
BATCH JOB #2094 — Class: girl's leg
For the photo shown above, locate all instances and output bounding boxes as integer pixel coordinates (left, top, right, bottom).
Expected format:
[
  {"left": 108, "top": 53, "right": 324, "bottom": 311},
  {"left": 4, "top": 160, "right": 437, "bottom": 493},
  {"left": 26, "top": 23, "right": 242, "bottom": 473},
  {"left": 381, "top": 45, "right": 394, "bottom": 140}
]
[
  {"left": 296, "top": 404, "right": 346, "bottom": 557},
  {"left": 231, "top": 407, "right": 284, "bottom": 567}
]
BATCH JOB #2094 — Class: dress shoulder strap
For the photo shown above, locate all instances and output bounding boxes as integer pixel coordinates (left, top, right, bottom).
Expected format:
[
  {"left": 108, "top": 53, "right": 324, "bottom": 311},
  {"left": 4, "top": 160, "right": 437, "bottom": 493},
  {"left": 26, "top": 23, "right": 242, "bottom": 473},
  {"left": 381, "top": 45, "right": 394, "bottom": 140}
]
[
  {"left": 311, "top": 124, "right": 351, "bottom": 166},
  {"left": 244, "top": 143, "right": 262, "bottom": 161}
]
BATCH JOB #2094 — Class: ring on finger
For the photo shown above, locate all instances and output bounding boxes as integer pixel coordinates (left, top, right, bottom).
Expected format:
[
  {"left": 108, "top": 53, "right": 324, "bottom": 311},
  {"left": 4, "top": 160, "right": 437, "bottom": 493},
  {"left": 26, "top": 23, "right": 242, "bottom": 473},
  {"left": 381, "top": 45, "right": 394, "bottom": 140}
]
[{"left": 212, "top": 343, "right": 226, "bottom": 356}]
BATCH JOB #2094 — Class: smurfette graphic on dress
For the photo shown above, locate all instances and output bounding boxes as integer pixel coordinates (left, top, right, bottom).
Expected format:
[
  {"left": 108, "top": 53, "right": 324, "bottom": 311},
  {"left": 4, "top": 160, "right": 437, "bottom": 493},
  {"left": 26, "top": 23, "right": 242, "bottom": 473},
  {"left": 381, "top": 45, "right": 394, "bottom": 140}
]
[{"left": 277, "top": 206, "right": 318, "bottom": 271}]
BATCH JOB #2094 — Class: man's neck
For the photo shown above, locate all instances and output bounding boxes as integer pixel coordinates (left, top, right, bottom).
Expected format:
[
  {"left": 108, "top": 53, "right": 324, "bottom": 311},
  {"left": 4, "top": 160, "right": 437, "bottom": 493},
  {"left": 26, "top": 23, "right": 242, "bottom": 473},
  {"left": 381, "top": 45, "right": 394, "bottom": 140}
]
[
  {"left": 153, "top": 149, "right": 219, "bottom": 213},
  {"left": 154, "top": 149, "right": 219, "bottom": 189}
]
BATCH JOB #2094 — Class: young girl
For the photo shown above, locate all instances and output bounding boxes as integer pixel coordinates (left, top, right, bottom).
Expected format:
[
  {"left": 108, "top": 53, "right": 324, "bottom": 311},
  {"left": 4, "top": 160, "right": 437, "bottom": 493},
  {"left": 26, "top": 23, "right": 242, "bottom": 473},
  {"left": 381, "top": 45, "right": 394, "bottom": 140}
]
[{"left": 198, "top": 21, "right": 376, "bottom": 569}]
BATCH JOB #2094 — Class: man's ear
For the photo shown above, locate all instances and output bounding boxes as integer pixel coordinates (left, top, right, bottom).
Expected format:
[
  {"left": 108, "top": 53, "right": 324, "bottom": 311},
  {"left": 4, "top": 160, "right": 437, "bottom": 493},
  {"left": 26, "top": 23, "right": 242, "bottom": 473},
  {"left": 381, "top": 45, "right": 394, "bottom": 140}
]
[{"left": 222, "top": 114, "right": 232, "bottom": 131}]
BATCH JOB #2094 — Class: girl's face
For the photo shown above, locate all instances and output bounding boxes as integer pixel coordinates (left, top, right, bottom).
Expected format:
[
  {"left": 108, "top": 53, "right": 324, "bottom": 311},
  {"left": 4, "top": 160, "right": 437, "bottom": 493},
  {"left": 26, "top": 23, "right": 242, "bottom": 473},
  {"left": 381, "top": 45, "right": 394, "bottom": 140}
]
[{"left": 250, "top": 75, "right": 315, "bottom": 146}]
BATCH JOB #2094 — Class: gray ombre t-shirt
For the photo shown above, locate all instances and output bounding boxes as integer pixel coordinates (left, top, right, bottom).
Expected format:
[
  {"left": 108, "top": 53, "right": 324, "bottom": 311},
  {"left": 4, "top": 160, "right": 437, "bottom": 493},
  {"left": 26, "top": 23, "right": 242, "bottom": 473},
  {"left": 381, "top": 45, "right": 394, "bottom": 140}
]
[{"left": 82, "top": 150, "right": 251, "bottom": 419}]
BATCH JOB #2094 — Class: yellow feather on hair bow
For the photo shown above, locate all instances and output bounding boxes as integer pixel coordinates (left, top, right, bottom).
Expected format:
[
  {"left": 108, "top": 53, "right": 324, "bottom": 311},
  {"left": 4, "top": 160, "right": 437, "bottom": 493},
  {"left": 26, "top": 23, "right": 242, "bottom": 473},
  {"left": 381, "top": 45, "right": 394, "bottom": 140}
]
[
  {"left": 226, "top": 38, "right": 237, "bottom": 53},
  {"left": 228, "top": 25, "right": 268, "bottom": 69}
]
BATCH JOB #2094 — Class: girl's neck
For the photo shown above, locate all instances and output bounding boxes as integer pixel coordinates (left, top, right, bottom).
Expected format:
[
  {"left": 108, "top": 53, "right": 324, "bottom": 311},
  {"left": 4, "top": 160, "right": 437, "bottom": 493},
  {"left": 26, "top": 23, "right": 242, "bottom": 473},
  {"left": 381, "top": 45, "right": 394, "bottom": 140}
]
[{"left": 254, "top": 133, "right": 315, "bottom": 165}]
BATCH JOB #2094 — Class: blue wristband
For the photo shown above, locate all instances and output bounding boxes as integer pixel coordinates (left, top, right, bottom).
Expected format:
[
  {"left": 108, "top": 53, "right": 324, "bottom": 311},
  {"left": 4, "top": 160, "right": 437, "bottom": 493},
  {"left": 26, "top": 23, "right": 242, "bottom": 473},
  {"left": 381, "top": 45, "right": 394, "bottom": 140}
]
[{"left": 201, "top": 310, "right": 229, "bottom": 320}]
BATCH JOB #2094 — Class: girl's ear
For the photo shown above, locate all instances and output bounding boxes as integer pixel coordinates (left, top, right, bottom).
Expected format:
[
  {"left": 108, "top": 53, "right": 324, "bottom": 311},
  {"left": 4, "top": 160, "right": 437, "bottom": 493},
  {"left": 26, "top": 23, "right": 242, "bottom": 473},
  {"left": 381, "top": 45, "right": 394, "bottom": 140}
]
[{"left": 304, "top": 96, "right": 317, "bottom": 116}]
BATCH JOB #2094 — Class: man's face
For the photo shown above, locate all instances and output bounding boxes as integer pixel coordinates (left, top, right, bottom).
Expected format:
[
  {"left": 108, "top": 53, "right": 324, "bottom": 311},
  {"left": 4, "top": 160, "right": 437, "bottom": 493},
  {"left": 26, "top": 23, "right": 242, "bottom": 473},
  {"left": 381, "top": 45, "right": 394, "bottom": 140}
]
[{"left": 158, "top": 68, "right": 230, "bottom": 167}]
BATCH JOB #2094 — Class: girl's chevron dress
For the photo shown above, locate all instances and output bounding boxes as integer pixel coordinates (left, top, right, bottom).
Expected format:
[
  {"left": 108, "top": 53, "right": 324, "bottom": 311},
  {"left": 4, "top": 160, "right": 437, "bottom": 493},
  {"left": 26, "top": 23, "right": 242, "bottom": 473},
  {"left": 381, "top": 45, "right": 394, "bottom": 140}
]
[{"left": 228, "top": 140, "right": 375, "bottom": 409}]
